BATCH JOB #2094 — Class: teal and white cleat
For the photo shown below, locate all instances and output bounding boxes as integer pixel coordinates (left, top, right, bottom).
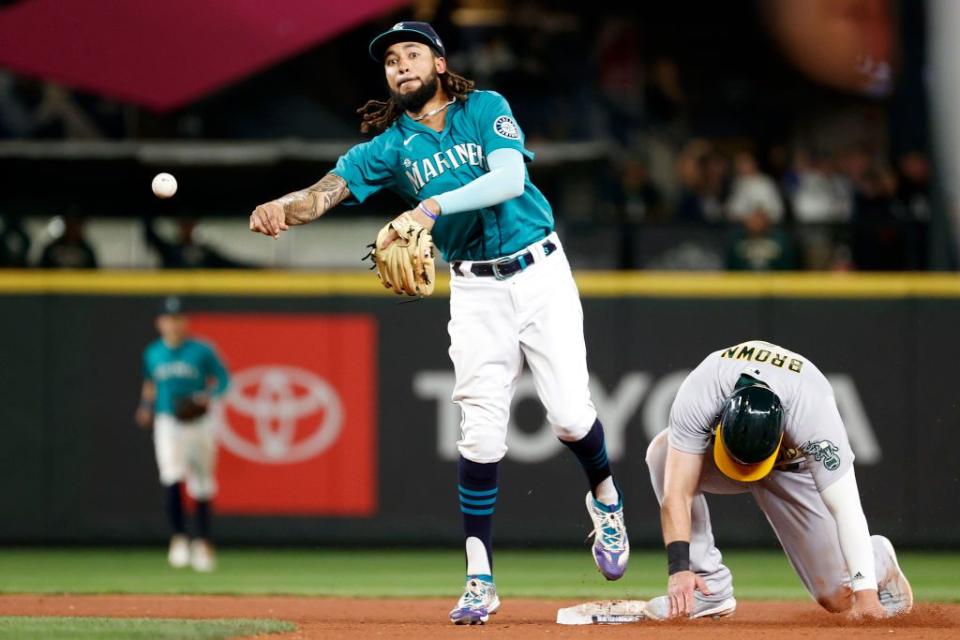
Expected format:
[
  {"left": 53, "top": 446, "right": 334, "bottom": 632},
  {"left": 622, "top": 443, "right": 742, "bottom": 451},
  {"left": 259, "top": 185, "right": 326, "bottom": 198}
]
[
  {"left": 449, "top": 575, "right": 501, "bottom": 625},
  {"left": 585, "top": 492, "right": 630, "bottom": 580}
]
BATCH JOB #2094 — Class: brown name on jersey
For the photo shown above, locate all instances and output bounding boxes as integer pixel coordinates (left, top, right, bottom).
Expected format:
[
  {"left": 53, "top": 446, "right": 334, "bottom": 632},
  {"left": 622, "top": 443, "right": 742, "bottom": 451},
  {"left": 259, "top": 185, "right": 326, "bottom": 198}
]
[{"left": 721, "top": 343, "right": 804, "bottom": 373}]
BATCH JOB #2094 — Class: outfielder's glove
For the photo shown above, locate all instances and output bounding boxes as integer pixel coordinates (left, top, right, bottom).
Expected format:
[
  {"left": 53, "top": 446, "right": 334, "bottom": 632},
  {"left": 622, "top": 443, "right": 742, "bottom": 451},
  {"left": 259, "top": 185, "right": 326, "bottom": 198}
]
[
  {"left": 174, "top": 395, "right": 208, "bottom": 421},
  {"left": 366, "top": 212, "right": 436, "bottom": 297}
]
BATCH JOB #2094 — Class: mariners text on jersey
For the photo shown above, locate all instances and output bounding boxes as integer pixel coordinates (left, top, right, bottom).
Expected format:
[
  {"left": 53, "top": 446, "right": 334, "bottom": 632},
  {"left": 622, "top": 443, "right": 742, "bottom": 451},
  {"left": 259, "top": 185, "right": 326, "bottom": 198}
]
[
  {"left": 404, "top": 143, "right": 487, "bottom": 193},
  {"left": 333, "top": 90, "right": 554, "bottom": 261},
  {"left": 143, "top": 339, "right": 230, "bottom": 416}
]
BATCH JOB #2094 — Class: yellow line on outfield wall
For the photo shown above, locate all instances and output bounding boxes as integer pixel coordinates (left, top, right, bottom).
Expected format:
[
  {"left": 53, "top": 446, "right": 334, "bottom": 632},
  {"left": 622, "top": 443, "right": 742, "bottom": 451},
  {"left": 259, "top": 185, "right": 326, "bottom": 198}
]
[
  {"left": 0, "top": 270, "right": 958, "bottom": 297},
  {"left": 574, "top": 272, "right": 960, "bottom": 298},
  {"left": 0, "top": 270, "right": 405, "bottom": 296}
]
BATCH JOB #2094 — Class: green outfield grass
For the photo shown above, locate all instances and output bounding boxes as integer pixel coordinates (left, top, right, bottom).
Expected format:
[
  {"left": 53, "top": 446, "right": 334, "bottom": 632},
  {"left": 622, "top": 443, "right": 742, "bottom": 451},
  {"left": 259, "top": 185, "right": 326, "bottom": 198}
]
[
  {"left": 0, "top": 617, "right": 293, "bottom": 640},
  {"left": 0, "top": 548, "right": 956, "bottom": 602}
]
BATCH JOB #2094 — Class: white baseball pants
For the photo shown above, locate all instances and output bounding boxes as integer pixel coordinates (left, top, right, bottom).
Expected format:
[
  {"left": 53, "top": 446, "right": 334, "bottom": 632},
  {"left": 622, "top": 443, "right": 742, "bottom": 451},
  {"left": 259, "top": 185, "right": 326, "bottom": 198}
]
[
  {"left": 153, "top": 413, "right": 218, "bottom": 500},
  {"left": 449, "top": 233, "right": 598, "bottom": 463}
]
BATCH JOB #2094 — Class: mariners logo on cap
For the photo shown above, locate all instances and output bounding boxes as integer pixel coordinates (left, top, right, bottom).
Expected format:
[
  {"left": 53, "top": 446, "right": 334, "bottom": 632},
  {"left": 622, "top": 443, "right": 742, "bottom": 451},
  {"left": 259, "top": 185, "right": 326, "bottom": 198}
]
[
  {"left": 370, "top": 21, "right": 445, "bottom": 62},
  {"left": 493, "top": 115, "right": 520, "bottom": 140},
  {"left": 161, "top": 296, "right": 183, "bottom": 315}
]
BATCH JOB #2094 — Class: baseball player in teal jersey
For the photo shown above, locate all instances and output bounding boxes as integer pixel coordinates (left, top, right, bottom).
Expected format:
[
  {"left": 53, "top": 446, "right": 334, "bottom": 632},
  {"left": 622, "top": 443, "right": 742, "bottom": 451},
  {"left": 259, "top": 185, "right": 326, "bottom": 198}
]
[
  {"left": 250, "top": 22, "right": 629, "bottom": 625},
  {"left": 135, "top": 296, "right": 230, "bottom": 572}
]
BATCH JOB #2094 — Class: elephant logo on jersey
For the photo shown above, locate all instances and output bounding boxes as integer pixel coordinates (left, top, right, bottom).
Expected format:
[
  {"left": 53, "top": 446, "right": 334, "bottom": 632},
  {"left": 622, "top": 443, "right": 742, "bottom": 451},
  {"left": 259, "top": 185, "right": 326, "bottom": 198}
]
[
  {"left": 217, "top": 365, "right": 343, "bottom": 464},
  {"left": 799, "top": 439, "right": 841, "bottom": 471},
  {"left": 493, "top": 115, "right": 520, "bottom": 140}
]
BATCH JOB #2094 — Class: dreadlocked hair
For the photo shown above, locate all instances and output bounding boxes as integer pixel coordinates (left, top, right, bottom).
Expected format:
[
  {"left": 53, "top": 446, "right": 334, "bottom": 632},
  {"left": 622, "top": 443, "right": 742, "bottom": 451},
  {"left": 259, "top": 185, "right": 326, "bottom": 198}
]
[{"left": 357, "top": 69, "right": 476, "bottom": 134}]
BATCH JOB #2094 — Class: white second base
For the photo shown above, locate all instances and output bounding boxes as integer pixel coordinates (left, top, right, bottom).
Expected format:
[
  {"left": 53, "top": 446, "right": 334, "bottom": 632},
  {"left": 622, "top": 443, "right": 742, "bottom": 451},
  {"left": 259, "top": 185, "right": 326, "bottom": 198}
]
[{"left": 556, "top": 600, "right": 648, "bottom": 625}]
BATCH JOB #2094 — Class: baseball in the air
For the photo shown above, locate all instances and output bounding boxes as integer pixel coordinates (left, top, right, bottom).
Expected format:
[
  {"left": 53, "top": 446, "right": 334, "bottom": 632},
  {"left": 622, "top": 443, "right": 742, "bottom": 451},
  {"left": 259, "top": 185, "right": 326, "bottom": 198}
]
[{"left": 151, "top": 172, "right": 178, "bottom": 199}]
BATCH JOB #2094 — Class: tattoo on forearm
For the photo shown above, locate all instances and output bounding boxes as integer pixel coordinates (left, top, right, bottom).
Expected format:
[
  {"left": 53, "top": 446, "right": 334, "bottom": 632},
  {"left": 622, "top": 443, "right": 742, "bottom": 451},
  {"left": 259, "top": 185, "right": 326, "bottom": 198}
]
[{"left": 276, "top": 173, "right": 350, "bottom": 224}]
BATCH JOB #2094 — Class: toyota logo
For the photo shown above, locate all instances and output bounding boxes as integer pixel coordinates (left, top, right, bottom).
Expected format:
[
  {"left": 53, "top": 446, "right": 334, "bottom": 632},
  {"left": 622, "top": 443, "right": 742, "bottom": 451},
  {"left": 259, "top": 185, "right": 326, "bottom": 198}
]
[{"left": 216, "top": 366, "right": 343, "bottom": 464}]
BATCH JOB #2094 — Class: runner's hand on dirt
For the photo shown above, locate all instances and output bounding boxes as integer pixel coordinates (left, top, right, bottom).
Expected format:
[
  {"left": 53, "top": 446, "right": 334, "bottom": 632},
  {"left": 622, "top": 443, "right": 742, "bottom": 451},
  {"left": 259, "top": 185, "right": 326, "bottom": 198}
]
[{"left": 668, "top": 570, "right": 711, "bottom": 618}]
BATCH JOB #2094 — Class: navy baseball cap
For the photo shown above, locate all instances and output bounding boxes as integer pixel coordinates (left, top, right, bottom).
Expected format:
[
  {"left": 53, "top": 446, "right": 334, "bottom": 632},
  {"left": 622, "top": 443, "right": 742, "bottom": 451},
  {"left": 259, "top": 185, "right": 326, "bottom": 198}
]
[
  {"left": 158, "top": 296, "right": 185, "bottom": 316},
  {"left": 369, "top": 21, "right": 445, "bottom": 62}
]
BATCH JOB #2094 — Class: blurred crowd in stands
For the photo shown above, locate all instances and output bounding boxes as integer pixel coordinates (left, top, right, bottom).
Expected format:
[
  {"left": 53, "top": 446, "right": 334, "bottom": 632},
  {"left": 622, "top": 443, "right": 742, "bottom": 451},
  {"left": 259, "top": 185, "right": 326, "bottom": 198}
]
[
  {"left": 608, "top": 143, "right": 931, "bottom": 271},
  {"left": 0, "top": 215, "right": 246, "bottom": 269},
  {"left": 0, "top": 1, "right": 936, "bottom": 271}
]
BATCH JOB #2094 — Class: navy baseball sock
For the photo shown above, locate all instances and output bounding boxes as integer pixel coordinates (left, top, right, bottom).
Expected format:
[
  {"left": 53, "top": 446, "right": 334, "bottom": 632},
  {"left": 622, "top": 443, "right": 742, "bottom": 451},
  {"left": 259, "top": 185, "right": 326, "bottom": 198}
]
[
  {"left": 194, "top": 500, "right": 212, "bottom": 540},
  {"left": 165, "top": 483, "right": 185, "bottom": 535},
  {"left": 561, "top": 419, "right": 619, "bottom": 505},
  {"left": 459, "top": 456, "right": 497, "bottom": 578}
]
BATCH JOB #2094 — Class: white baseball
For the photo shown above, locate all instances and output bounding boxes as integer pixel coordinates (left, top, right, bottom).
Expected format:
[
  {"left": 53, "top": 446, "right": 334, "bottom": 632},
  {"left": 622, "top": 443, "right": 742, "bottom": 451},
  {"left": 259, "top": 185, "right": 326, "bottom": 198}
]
[{"left": 152, "top": 172, "right": 178, "bottom": 199}]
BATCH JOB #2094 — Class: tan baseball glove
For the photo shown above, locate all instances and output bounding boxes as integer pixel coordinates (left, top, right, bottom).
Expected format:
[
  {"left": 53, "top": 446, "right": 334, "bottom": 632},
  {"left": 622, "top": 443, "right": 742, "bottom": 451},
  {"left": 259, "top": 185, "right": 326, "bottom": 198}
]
[{"left": 367, "top": 212, "right": 436, "bottom": 297}]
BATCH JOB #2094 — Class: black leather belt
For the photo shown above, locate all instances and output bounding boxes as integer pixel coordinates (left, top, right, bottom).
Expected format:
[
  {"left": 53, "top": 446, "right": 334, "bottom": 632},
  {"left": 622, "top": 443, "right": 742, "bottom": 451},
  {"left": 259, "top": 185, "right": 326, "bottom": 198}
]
[{"left": 453, "top": 240, "right": 557, "bottom": 280}]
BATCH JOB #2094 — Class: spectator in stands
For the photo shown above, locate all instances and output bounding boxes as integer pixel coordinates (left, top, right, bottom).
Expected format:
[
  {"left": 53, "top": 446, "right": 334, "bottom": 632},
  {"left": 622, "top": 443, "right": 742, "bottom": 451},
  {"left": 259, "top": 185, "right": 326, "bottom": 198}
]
[
  {"left": 893, "top": 151, "right": 931, "bottom": 222},
  {"left": 596, "top": 16, "right": 644, "bottom": 143},
  {"left": 675, "top": 140, "right": 727, "bottom": 223},
  {"left": 0, "top": 214, "right": 30, "bottom": 267},
  {"left": 853, "top": 165, "right": 897, "bottom": 221},
  {"left": 702, "top": 151, "right": 731, "bottom": 222},
  {"left": 644, "top": 58, "right": 687, "bottom": 133},
  {"left": 675, "top": 140, "right": 708, "bottom": 222},
  {"left": 767, "top": 144, "right": 791, "bottom": 187},
  {"left": 787, "top": 150, "right": 852, "bottom": 223},
  {"left": 39, "top": 216, "right": 97, "bottom": 269},
  {"left": 144, "top": 217, "right": 246, "bottom": 269},
  {"left": 726, "top": 151, "right": 784, "bottom": 223},
  {"left": 890, "top": 151, "right": 931, "bottom": 269},
  {"left": 726, "top": 206, "right": 795, "bottom": 271},
  {"left": 851, "top": 165, "right": 907, "bottom": 270},
  {"left": 617, "top": 157, "right": 665, "bottom": 222}
]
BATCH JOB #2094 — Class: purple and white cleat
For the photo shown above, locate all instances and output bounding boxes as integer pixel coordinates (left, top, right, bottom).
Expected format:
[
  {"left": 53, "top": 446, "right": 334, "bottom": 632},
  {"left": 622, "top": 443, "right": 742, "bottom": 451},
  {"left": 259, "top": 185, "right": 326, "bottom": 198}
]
[
  {"left": 585, "top": 492, "right": 630, "bottom": 580},
  {"left": 449, "top": 575, "right": 501, "bottom": 625}
]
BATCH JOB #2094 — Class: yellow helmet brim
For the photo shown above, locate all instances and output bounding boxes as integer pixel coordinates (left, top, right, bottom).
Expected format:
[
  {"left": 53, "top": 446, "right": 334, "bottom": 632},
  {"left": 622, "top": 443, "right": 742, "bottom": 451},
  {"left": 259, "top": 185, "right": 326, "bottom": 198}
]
[{"left": 713, "top": 424, "right": 782, "bottom": 482}]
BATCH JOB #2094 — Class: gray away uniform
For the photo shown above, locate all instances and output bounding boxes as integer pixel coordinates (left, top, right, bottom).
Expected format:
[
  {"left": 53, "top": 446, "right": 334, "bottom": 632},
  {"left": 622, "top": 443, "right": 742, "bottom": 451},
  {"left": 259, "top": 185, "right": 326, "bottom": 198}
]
[{"left": 646, "top": 340, "right": 896, "bottom": 607}]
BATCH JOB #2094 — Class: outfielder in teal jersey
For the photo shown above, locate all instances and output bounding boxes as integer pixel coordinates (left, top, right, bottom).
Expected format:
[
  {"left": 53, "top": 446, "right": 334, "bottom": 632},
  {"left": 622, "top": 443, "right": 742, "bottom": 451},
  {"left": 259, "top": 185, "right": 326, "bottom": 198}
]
[
  {"left": 250, "top": 21, "right": 629, "bottom": 625},
  {"left": 135, "top": 296, "right": 229, "bottom": 573},
  {"left": 142, "top": 335, "right": 229, "bottom": 416}
]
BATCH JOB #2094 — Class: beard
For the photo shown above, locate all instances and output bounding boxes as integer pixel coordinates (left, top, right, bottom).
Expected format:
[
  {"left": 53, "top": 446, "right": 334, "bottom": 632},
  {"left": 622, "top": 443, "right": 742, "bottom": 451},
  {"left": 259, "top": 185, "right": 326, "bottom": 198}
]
[{"left": 390, "top": 71, "right": 439, "bottom": 114}]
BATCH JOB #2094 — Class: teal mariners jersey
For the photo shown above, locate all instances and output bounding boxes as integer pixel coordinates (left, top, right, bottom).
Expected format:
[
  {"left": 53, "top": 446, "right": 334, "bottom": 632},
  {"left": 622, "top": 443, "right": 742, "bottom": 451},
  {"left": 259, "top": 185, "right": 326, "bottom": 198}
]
[
  {"left": 333, "top": 90, "right": 554, "bottom": 261},
  {"left": 142, "top": 339, "right": 230, "bottom": 416}
]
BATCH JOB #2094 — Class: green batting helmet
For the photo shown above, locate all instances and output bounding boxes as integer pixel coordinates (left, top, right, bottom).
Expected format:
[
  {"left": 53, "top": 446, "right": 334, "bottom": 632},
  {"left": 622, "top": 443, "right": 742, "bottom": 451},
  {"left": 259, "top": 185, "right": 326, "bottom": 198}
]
[{"left": 713, "top": 381, "right": 785, "bottom": 482}]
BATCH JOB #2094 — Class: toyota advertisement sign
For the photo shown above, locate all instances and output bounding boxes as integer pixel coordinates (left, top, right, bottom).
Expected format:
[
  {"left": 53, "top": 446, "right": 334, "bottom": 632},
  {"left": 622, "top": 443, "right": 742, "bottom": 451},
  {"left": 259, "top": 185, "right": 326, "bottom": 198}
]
[{"left": 190, "top": 314, "right": 377, "bottom": 517}]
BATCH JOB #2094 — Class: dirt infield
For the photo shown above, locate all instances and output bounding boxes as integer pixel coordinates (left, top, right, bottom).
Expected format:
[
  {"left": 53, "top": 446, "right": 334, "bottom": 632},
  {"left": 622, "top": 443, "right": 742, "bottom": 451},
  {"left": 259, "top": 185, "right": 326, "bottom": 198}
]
[{"left": 0, "top": 595, "right": 957, "bottom": 639}]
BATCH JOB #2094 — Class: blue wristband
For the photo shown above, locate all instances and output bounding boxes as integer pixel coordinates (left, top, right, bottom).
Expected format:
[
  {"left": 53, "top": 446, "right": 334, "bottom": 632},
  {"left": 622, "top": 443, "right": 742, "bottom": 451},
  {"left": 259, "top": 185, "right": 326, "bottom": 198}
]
[{"left": 418, "top": 202, "right": 438, "bottom": 221}]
